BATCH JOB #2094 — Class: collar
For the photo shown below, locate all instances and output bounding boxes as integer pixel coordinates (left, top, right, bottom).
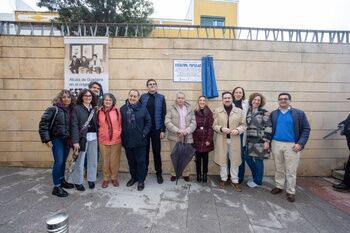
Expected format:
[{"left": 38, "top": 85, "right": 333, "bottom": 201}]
[{"left": 279, "top": 106, "right": 291, "bottom": 114}]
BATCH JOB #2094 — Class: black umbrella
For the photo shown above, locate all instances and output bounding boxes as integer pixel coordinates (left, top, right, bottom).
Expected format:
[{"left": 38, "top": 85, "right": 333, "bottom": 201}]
[{"left": 170, "top": 138, "right": 196, "bottom": 184}]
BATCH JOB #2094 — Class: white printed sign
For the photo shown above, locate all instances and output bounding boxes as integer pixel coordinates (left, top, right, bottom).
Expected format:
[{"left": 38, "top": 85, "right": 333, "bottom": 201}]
[{"left": 173, "top": 60, "right": 202, "bottom": 82}]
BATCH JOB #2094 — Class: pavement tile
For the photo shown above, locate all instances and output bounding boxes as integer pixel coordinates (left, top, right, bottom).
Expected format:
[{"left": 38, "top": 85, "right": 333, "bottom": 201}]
[
  {"left": 219, "top": 220, "right": 254, "bottom": 233},
  {"left": 266, "top": 200, "right": 319, "bottom": 233},
  {"left": 186, "top": 218, "right": 221, "bottom": 233},
  {"left": 294, "top": 202, "right": 350, "bottom": 233},
  {"left": 153, "top": 200, "right": 188, "bottom": 232},
  {"left": 240, "top": 196, "right": 284, "bottom": 229},
  {"left": 251, "top": 225, "right": 288, "bottom": 233}
]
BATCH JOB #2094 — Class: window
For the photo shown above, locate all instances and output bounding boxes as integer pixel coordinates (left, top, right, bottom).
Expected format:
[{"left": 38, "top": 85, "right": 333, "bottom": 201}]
[{"left": 200, "top": 16, "right": 225, "bottom": 27}]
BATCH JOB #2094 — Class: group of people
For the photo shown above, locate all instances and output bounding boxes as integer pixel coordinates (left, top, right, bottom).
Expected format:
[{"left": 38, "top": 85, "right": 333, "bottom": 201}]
[
  {"left": 39, "top": 79, "right": 313, "bottom": 203},
  {"left": 69, "top": 54, "right": 104, "bottom": 74}
]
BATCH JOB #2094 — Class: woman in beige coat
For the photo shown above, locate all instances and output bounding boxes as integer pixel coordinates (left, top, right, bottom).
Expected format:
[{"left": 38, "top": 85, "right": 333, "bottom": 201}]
[
  {"left": 165, "top": 92, "right": 196, "bottom": 182},
  {"left": 213, "top": 91, "right": 247, "bottom": 191}
]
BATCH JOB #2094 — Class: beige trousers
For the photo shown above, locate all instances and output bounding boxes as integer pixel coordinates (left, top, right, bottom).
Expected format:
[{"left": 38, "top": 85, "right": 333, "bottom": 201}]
[
  {"left": 169, "top": 140, "right": 191, "bottom": 177},
  {"left": 271, "top": 140, "right": 300, "bottom": 194},
  {"left": 99, "top": 144, "right": 121, "bottom": 181},
  {"left": 219, "top": 139, "right": 239, "bottom": 183}
]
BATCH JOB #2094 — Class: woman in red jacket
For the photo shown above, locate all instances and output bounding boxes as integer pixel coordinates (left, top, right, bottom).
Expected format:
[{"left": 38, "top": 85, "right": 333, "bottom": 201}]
[
  {"left": 192, "top": 96, "right": 214, "bottom": 183},
  {"left": 97, "top": 93, "right": 122, "bottom": 188}
]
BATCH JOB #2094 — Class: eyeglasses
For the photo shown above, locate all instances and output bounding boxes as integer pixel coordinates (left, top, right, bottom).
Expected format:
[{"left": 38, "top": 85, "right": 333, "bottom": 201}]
[
  {"left": 278, "top": 98, "right": 289, "bottom": 101},
  {"left": 148, "top": 83, "right": 157, "bottom": 86},
  {"left": 83, "top": 95, "right": 92, "bottom": 97}
]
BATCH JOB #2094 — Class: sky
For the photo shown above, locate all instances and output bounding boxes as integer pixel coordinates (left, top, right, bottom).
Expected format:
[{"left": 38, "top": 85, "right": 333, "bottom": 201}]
[{"left": 2, "top": 0, "right": 350, "bottom": 30}]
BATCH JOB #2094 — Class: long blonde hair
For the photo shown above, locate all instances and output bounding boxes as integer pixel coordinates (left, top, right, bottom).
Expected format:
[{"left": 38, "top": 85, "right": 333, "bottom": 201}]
[{"left": 195, "top": 95, "right": 207, "bottom": 112}]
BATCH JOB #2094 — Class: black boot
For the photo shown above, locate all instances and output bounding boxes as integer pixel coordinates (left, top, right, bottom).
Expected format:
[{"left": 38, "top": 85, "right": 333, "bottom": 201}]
[
  {"left": 197, "top": 174, "right": 202, "bottom": 182},
  {"left": 88, "top": 181, "right": 95, "bottom": 189},
  {"left": 333, "top": 183, "right": 350, "bottom": 192},
  {"left": 202, "top": 173, "right": 207, "bottom": 183},
  {"left": 52, "top": 186, "right": 68, "bottom": 197},
  {"left": 61, "top": 178, "right": 74, "bottom": 189}
]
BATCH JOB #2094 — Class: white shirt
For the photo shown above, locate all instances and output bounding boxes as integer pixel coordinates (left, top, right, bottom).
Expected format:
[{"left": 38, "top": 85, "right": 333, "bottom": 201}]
[{"left": 178, "top": 105, "right": 187, "bottom": 130}]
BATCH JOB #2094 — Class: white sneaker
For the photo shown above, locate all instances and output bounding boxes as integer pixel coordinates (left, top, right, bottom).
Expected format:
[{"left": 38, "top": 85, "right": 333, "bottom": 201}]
[{"left": 247, "top": 180, "right": 258, "bottom": 188}]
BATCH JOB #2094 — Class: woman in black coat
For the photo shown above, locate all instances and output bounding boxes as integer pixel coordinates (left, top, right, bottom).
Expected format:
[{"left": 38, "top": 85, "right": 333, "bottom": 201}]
[
  {"left": 71, "top": 89, "right": 98, "bottom": 191},
  {"left": 120, "top": 89, "right": 151, "bottom": 191},
  {"left": 39, "top": 89, "right": 75, "bottom": 197},
  {"left": 192, "top": 96, "right": 214, "bottom": 183}
]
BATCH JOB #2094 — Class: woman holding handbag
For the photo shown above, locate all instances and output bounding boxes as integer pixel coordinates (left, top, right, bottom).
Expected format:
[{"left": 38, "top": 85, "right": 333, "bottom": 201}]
[
  {"left": 97, "top": 93, "right": 122, "bottom": 188},
  {"left": 39, "top": 89, "right": 75, "bottom": 197},
  {"left": 71, "top": 89, "right": 98, "bottom": 191},
  {"left": 192, "top": 96, "right": 214, "bottom": 183}
]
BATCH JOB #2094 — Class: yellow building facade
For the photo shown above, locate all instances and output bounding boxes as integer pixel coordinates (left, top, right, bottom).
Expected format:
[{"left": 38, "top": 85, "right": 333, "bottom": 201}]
[{"left": 151, "top": 0, "right": 238, "bottom": 38}]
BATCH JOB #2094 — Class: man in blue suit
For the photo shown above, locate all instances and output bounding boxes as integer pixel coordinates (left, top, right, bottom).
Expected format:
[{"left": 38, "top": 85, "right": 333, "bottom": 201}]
[{"left": 140, "top": 79, "right": 167, "bottom": 184}]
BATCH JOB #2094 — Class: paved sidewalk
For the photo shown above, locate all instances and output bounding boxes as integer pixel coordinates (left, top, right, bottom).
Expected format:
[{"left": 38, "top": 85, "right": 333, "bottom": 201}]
[{"left": 0, "top": 167, "right": 349, "bottom": 233}]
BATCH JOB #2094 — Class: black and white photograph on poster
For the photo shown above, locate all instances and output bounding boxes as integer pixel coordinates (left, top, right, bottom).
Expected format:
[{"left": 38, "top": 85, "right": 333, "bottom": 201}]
[{"left": 64, "top": 37, "right": 109, "bottom": 96}]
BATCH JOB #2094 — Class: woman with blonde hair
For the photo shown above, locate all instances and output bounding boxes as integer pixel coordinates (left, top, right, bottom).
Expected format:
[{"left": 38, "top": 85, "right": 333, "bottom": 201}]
[{"left": 192, "top": 96, "right": 214, "bottom": 183}]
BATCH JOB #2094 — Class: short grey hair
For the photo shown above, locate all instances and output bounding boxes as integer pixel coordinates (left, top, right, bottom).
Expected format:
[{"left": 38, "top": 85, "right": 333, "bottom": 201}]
[{"left": 176, "top": 92, "right": 186, "bottom": 98}]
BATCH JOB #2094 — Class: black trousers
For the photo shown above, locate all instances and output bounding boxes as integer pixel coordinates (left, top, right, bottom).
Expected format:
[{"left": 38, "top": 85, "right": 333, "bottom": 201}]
[
  {"left": 195, "top": 151, "right": 208, "bottom": 175},
  {"left": 146, "top": 129, "right": 162, "bottom": 175},
  {"left": 125, "top": 146, "right": 147, "bottom": 183},
  {"left": 344, "top": 135, "right": 350, "bottom": 185}
]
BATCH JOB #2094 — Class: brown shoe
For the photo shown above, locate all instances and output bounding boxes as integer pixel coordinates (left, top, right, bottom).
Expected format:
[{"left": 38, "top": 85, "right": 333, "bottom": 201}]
[
  {"left": 286, "top": 193, "right": 295, "bottom": 202},
  {"left": 112, "top": 180, "right": 119, "bottom": 187},
  {"left": 102, "top": 180, "right": 109, "bottom": 188},
  {"left": 231, "top": 182, "right": 242, "bottom": 192},
  {"left": 270, "top": 187, "right": 283, "bottom": 195},
  {"left": 219, "top": 180, "right": 226, "bottom": 189},
  {"left": 184, "top": 176, "right": 190, "bottom": 182}
]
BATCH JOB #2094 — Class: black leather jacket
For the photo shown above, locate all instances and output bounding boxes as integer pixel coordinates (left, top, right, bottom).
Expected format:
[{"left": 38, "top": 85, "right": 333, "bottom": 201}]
[{"left": 38, "top": 106, "right": 71, "bottom": 143}]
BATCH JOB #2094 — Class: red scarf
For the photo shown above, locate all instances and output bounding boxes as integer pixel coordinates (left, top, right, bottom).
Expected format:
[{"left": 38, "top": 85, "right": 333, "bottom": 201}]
[{"left": 102, "top": 106, "right": 115, "bottom": 141}]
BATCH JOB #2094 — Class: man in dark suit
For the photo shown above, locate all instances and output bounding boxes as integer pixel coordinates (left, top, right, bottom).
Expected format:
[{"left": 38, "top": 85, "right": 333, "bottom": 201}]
[
  {"left": 69, "top": 55, "right": 80, "bottom": 74},
  {"left": 333, "top": 102, "right": 350, "bottom": 192}
]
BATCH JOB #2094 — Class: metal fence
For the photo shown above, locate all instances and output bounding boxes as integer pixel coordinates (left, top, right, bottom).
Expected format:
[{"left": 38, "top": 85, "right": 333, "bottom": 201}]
[{"left": 1, "top": 21, "right": 349, "bottom": 44}]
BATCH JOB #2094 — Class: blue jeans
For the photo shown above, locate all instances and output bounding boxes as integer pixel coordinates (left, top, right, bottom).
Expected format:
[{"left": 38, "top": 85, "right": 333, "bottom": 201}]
[
  {"left": 51, "top": 138, "right": 70, "bottom": 187},
  {"left": 246, "top": 156, "right": 264, "bottom": 185},
  {"left": 238, "top": 134, "right": 247, "bottom": 182}
]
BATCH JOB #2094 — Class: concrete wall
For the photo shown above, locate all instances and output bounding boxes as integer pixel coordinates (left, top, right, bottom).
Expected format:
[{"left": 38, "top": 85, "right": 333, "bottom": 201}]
[{"left": 0, "top": 36, "right": 349, "bottom": 176}]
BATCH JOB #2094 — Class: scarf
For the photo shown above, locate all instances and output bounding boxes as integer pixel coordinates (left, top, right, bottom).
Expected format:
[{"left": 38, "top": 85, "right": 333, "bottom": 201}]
[
  {"left": 126, "top": 102, "right": 136, "bottom": 129},
  {"left": 55, "top": 103, "right": 72, "bottom": 125},
  {"left": 234, "top": 99, "right": 243, "bottom": 109},
  {"left": 102, "top": 106, "right": 115, "bottom": 141}
]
